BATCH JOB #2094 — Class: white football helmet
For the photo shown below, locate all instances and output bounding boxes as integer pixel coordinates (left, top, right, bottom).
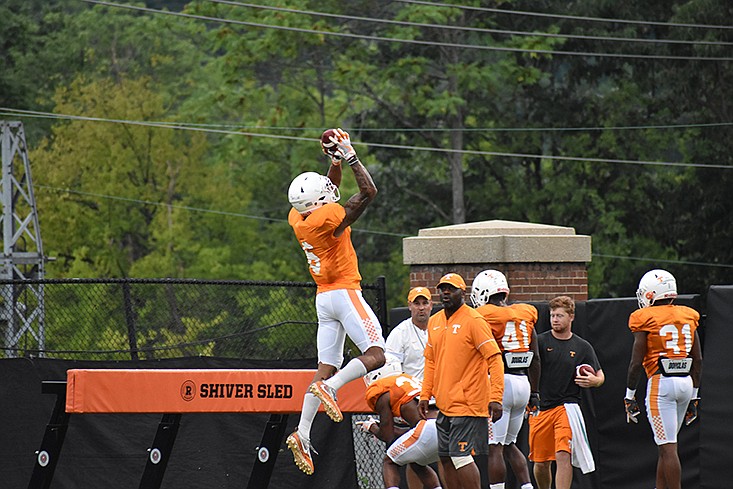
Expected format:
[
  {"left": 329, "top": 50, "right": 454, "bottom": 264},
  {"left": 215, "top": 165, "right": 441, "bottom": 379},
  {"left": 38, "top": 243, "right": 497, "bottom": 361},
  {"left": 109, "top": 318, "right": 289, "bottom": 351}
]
[
  {"left": 363, "top": 355, "right": 402, "bottom": 386},
  {"left": 636, "top": 269, "right": 677, "bottom": 308},
  {"left": 470, "top": 269, "right": 510, "bottom": 307},
  {"left": 288, "top": 172, "right": 340, "bottom": 214}
]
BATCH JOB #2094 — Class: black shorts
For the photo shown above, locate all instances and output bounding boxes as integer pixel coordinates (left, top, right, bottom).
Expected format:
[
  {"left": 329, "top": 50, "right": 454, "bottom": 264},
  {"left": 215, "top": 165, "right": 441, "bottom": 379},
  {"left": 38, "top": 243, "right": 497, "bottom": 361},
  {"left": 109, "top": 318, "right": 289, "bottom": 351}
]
[{"left": 436, "top": 412, "right": 489, "bottom": 457}]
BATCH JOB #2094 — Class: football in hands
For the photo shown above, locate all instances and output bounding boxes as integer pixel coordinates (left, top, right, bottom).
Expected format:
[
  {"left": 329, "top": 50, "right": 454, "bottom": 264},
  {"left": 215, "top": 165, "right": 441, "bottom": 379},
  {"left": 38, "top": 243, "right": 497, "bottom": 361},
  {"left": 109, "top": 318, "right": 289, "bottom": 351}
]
[
  {"left": 320, "top": 129, "right": 340, "bottom": 158},
  {"left": 576, "top": 364, "right": 596, "bottom": 377}
]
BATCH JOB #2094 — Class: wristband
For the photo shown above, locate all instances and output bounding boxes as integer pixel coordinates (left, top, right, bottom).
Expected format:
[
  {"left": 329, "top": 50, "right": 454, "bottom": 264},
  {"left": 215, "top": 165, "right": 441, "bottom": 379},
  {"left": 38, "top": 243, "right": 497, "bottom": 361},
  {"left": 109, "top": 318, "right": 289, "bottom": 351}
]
[
  {"left": 625, "top": 388, "right": 636, "bottom": 399},
  {"left": 331, "top": 159, "right": 341, "bottom": 167},
  {"left": 346, "top": 156, "right": 360, "bottom": 166},
  {"left": 692, "top": 387, "right": 699, "bottom": 399}
]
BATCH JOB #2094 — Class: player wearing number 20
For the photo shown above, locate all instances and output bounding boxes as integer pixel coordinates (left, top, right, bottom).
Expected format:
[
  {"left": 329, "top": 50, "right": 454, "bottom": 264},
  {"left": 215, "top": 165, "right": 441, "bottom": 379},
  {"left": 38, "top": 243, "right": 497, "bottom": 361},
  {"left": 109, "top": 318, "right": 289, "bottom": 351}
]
[
  {"left": 357, "top": 358, "right": 442, "bottom": 489},
  {"left": 625, "top": 269, "right": 702, "bottom": 489},
  {"left": 471, "top": 270, "right": 539, "bottom": 489}
]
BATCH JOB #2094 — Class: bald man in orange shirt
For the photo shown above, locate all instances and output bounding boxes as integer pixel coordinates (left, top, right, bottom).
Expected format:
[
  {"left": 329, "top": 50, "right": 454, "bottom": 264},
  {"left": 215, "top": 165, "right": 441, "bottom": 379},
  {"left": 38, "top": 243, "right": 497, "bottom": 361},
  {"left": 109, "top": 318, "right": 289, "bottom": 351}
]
[{"left": 418, "top": 273, "right": 504, "bottom": 489}]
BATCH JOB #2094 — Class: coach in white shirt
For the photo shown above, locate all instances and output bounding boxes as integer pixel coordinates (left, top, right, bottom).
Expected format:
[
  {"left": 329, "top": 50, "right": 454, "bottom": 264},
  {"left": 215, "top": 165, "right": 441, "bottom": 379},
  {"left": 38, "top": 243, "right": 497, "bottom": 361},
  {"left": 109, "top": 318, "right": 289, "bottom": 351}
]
[{"left": 386, "top": 286, "right": 433, "bottom": 380}]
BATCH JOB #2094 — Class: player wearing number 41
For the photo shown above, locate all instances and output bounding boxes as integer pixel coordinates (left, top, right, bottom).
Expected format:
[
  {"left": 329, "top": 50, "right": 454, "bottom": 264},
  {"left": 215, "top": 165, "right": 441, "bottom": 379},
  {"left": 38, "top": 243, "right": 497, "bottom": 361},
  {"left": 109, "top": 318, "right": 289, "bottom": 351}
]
[
  {"left": 471, "top": 270, "right": 539, "bottom": 489},
  {"left": 624, "top": 269, "right": 702, "bottom": 489},
  {"left": 285, "top": 128, "right": 387, "bottom": 475}
]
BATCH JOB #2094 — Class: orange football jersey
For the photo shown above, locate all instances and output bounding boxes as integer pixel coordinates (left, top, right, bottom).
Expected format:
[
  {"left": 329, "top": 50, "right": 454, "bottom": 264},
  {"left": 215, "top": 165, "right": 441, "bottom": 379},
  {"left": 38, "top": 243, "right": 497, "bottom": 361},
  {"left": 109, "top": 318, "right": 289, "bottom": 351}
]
[
  {"left": 288, "top": 203, "right": 361, "bottom": 293},
  {"left": 365, "top": 373, "right": 422, "bottom": 417},
  {"left": 476, "top": 303, "right": 538, "bottom": 353},
  {"left": 421, "top": 304, "right": 503, "bottom": 416},
  {"left": 628, "top": 304, "right": 700, "bottom": 378}
]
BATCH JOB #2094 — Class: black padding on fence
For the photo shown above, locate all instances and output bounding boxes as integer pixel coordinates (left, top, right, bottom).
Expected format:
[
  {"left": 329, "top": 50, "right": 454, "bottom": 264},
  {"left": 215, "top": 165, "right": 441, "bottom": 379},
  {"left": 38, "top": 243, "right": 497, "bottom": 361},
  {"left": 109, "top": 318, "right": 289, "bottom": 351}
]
[
  {"left": 700, "top": 285, "right": 733, "bottom": 489},
  {"left": 2, "top": 357, "right": 357, "bottom": 489},
  {"left": 0, "top": 358, "right": 46, "bottom": 486}
]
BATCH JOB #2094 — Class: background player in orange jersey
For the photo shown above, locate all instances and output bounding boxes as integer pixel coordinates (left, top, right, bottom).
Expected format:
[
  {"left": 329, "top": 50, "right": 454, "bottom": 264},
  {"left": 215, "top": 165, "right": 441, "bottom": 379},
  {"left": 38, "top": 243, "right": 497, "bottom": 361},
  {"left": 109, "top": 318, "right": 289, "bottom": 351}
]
[
  {"left": 471, "top": 270, "right": 538, "bottom": 489},
  {"left": 418, "top": 273, "right": 504, "bottom": 489},
  {"left": 285, "top": 128, "right": 386, "bottom": 475},
  {"left": 624, "top": 269, "right": 702, "bottom": 489},
  {"left": 529, "top": 296, "right": 603, "bottom": 489},
  {"left": 356, "top": 356, "right": 442, "bottom": 489}
]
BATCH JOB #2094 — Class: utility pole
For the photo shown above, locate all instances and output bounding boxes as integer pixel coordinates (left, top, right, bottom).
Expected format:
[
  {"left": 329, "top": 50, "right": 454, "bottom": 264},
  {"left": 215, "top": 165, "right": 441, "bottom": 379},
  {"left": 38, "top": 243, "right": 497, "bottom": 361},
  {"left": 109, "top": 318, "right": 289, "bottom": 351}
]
[{"left": 0, "top": 121, "right": 46, "bottom": 357}]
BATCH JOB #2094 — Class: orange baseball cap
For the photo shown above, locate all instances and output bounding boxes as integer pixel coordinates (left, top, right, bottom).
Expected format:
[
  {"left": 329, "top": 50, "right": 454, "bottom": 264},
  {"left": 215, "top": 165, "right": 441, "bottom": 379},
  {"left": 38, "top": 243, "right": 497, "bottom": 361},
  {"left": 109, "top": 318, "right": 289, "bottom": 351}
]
[
  {"left": 408, "top": 287, "right": 431, "bottom": 302},
  {"left": 437, "top": 273, "right": 466, "bottom": 291}
]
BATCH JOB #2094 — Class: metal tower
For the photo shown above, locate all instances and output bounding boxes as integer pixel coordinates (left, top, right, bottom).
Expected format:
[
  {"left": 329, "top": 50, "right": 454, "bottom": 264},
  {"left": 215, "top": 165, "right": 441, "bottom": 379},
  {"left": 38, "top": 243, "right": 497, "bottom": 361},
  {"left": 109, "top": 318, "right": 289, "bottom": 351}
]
[{"left": 0, "top": 121, "right": 46, "bottom": 357}]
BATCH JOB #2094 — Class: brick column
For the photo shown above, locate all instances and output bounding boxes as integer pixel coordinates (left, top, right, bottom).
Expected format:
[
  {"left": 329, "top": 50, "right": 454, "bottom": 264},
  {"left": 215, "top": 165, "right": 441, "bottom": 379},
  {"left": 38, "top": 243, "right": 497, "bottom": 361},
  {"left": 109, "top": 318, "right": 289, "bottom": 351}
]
[{"left": 403, "top": 220, "right": 591, "bottom": 302}]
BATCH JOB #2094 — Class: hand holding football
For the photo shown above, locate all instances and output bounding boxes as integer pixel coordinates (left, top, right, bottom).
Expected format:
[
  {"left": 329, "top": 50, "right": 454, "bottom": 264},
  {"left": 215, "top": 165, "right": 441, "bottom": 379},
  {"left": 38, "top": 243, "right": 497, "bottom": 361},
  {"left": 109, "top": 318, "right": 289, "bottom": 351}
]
[
  {"left": 320, "top": 129, "right": 340, "bottom": 158},
  {"left": 576, "top": 364, "right": 596, "bottom": 377}
]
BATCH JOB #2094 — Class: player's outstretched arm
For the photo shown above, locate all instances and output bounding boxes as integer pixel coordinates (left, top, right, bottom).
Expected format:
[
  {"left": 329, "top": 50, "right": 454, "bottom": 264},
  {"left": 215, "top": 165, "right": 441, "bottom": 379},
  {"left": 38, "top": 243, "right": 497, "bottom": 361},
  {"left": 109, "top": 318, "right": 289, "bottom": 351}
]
[{"left": 327, "top": 129, "right": 377, "bottom": 235}]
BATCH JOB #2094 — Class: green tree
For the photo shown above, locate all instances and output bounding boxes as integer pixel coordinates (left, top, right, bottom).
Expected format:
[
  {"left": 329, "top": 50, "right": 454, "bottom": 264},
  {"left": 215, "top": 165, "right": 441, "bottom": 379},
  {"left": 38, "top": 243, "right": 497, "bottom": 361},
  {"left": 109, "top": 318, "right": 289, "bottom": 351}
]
[{"left": 32, "top": 76, "right": 210, "bottom": 277}]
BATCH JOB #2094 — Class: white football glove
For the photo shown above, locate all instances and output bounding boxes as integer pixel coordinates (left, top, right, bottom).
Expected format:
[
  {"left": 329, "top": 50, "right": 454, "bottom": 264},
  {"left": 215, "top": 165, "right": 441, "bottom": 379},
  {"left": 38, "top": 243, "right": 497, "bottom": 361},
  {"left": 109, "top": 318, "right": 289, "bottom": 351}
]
[
  {"left": 329, "top": 128, "right": 358, "bottom": 165},
  {"left": 355, "top": 416, "right": 379, "bottom": 434}
]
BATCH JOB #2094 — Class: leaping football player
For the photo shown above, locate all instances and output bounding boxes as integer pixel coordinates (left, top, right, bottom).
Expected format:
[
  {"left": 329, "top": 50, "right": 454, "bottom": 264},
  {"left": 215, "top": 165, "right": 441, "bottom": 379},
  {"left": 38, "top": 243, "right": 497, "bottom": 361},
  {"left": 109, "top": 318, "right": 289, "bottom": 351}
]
[{"left": 285, "top": 128, "right": 386, "bottom": 475}]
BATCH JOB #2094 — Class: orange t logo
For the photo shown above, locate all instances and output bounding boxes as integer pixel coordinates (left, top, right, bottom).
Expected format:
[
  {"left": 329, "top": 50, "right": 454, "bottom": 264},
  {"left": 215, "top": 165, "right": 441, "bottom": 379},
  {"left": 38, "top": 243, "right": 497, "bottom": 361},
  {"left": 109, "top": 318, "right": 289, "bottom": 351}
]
[{"left": 458, "top": 441, "right": 468, "bottom": 452}]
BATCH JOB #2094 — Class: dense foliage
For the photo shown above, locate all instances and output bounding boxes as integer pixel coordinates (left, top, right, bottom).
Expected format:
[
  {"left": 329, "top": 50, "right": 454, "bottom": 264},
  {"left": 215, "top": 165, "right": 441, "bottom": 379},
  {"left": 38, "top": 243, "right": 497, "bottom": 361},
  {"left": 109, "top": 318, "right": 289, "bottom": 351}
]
[{"left": 1, "top": 0, "right": 731, "bottom": 310}]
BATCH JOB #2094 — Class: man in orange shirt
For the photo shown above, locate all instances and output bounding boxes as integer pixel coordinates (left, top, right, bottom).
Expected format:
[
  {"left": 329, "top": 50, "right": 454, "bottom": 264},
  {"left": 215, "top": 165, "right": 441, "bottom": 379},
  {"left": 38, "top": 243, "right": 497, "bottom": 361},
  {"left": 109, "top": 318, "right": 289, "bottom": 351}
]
[
  {"left": 418, "top": 273, "right": 504, "bottom": 489},
  {"left": 624, "top": 269, "right": 702, "bottom": 489},
  {"left": 285, "top": 128, "right": 386, "bottom": 475}
]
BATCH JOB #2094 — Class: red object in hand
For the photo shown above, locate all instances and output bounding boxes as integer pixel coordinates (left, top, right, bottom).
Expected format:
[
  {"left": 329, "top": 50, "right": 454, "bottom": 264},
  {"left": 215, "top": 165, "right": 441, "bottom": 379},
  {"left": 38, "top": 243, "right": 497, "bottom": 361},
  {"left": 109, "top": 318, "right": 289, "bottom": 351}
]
[
  {"left": 320, "top": 129, "right": 339, "bottom": 157},
  {"left": 576, "top": 364, "right": 596, "bottom": 377}
]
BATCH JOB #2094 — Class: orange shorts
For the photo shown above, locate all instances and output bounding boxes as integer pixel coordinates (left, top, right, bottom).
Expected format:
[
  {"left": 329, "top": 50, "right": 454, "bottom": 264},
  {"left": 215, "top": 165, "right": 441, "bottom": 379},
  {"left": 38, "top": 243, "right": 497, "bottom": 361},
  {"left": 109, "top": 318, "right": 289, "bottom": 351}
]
[{"left": 528, "top": 405, "right": 572, "bottom": 462}]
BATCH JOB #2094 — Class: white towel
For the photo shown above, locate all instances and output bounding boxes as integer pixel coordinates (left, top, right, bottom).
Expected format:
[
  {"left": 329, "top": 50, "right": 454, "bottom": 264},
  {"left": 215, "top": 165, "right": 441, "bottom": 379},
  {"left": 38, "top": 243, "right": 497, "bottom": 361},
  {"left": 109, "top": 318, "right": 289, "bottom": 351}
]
[{"left": 564, "top": 403, "right": 595, "bottom": 474}]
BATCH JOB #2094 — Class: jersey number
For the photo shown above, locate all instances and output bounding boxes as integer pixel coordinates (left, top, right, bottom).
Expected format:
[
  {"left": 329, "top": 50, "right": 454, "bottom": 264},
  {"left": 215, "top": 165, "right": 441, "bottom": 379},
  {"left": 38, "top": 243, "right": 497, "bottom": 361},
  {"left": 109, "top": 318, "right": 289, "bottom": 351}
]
[
  {"left": 659, "top": 323, "right": 693, "bottom": 355},
  {"left": 300, "top": 241, "right": 321, "bottom": 275},
  {"left": 395, "top": 375, "right": 421, "bottom": 398},
  {"left": 502, "top": 320, "right": 530, "bottom": 351}
]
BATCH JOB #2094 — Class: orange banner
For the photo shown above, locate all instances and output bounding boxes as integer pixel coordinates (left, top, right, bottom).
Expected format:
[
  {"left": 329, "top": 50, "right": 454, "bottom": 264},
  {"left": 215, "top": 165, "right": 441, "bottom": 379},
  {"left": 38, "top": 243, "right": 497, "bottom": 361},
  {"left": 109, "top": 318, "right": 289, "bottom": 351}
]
[{"left": 65, "top": 369, "right": 370, "bottom": 414}]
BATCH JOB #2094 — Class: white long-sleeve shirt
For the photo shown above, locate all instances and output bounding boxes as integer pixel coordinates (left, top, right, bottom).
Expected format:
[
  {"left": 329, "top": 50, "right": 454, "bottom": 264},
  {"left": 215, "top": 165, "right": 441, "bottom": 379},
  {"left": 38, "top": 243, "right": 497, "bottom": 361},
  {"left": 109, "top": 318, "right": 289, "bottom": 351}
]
[{"left": 385, "top": 318, "right": 428, "bottom": 380}]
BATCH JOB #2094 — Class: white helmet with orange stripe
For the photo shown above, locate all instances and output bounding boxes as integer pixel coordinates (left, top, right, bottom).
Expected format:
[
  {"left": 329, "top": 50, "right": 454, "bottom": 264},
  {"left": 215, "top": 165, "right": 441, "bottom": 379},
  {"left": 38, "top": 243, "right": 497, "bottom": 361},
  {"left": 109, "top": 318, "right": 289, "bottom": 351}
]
[
  {"left": 636, "top": 269, "right": 677, "bottom": 308},
  {"left": 288, "top": 172, "right": 340, "bottom": 215},
  {"left": 470, "top": 269, "right": 510, "bottom": 307}
]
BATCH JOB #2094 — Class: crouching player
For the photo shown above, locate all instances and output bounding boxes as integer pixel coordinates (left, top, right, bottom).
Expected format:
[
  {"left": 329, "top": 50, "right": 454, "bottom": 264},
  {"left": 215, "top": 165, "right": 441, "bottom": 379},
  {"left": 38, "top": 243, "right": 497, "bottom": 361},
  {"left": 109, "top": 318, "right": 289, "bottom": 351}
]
[{"left": 356, "top": 357, "right": 442, "bottom": 489}]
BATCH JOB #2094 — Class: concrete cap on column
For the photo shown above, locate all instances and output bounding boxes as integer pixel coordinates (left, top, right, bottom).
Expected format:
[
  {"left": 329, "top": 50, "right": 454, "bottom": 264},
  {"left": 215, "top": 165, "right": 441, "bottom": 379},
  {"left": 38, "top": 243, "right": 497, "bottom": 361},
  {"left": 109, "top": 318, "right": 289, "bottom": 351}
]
[{"left": 403, "top": 220, "right": 591, "bottom": 264}]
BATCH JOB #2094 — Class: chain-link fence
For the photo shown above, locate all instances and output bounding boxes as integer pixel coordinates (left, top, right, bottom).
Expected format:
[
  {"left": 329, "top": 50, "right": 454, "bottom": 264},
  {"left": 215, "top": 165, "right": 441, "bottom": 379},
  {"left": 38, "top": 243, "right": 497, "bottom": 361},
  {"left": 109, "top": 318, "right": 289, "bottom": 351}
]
[{"left": 0, "top": 278, "right": 388, "bottom": 361}]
